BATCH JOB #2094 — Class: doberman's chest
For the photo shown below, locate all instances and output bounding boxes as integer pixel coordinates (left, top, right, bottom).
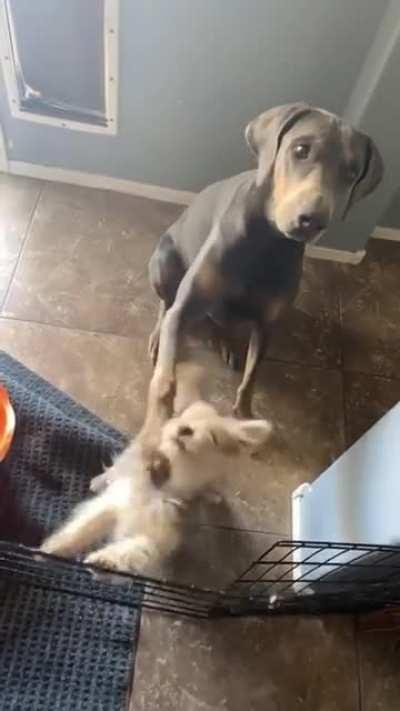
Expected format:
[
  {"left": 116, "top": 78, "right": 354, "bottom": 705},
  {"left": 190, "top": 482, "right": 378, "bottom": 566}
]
[{"left": 211, "top": 225, "right": 303, "bottom": 323}]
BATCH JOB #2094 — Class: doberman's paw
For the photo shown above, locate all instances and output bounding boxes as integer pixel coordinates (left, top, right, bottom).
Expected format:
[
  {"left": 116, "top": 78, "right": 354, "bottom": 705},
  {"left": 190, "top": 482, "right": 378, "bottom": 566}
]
[{"left": 233, "top": 394, "right": 253, "bottom": 420}]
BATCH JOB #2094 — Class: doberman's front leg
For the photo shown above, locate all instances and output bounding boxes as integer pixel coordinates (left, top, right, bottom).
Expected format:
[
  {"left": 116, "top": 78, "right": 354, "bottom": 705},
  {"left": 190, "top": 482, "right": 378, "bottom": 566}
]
[
  {"left": 148, "top": 301, "right": 166, "bottom": 365},
  {"left": 148, "top": 233, "right": 186, "bottom": 366},
  {"left": 154, "top": 225, "right": 223, "bottom": 401}
]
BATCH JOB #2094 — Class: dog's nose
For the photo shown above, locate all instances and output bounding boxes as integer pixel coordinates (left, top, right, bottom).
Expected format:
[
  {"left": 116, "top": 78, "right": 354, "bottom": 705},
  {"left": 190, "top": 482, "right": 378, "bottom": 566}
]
[
  {"left": 297, "top": 213, "right": 326, "bottom": 237},
  {"left": 147, "top": 451, "right": 171, "bottom": 488}
]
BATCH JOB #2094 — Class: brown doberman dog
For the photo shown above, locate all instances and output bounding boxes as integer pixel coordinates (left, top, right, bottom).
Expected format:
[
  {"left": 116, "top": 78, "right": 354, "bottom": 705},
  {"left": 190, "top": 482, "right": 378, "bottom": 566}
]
[{"left": 148, "top": 103, "right": 383, "bottom": 418}]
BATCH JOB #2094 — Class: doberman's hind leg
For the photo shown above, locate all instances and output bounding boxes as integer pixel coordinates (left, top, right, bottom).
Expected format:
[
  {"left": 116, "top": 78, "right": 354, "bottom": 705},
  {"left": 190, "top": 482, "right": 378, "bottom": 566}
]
[
  {"left": 148, "top": 233, "right": 185, "bottom": 366},
  {"left": 220, "top": 338, "right": 241, "bottom": 372},
  {"left": 233, "top": 325, "right": 266, "bottom": 419},
  {"left": 208, "top": 317, "right": 241, "bottom": 372},
  {"left": 233, "top": 298, "right": 289, "bottom": 418}
]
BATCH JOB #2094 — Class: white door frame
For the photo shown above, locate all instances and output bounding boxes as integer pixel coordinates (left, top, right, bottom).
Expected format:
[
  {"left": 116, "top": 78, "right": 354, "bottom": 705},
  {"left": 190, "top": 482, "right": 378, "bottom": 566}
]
[
  {"left": 0, "top": 0, "right": 119, "bottom": 135},
  {"left": 0, "top": 119, "right": 8, "bottom": 172}
]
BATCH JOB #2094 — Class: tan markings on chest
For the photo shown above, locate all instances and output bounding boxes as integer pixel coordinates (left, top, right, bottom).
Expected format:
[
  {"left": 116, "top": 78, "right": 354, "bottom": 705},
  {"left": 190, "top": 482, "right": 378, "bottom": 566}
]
[
  {"left": 262, "top": 295, "right": 290, "bottom": 324},
  {"left": 195, "top": 262, "right": 228, "bottom": 299}
]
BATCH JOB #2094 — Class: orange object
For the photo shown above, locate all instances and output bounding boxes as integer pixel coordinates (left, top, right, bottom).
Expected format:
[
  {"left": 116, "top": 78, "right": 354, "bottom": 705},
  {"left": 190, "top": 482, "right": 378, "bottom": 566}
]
[{"left": 0, "top": 384, "right": 15, "bottom": 461}]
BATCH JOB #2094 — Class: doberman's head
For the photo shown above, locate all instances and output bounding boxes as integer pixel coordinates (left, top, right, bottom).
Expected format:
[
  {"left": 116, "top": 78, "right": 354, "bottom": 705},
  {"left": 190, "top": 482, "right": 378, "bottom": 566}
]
[{"left": 245, "top": 103, "right": 384, "bottom": 243}]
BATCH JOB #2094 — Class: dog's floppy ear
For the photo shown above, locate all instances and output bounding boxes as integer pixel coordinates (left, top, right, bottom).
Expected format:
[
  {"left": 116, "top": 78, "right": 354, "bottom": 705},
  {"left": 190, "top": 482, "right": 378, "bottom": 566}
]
[
  {"left": 217, "top": 418, "right": 273, "bottom": 453},
  {"left": 345, "top": 134, "right": 384, "bottom": 215},
  {"left": 245, "top": 103, "right": 311, "bottom": 187},
  {"left": 233, "top": 419, "right": 273, "bottom": 449}
]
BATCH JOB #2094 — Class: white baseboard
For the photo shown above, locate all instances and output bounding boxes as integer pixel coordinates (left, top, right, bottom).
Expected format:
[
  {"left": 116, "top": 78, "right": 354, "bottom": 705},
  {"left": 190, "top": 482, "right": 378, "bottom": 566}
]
[
  {"left": 4, "top": 159, "right": 398, "bottom": 261},
  {"left": 308, "top": 227, "right": 400, "bottom": 263},
  {"left": 305, "top": 244, "right": 366, "bottom": 264},
  {"left": 372, "top": 226, "right": 400, "bottom": 241},
  {"left": 8, "top": 160, "right": 195, "bottom": 206}
]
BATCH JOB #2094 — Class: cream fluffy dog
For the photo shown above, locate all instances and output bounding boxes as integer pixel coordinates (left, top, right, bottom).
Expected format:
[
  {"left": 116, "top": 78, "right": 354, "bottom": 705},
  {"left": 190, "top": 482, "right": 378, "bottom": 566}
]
[{"left": 41, "top": 357, "right": 272, "bottom": 576}]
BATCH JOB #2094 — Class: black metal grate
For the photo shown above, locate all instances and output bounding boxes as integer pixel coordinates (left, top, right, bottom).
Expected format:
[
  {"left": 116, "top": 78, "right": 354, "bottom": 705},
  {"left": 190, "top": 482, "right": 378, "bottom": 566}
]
[
  {"left": 0, "top": 542, "right": 217, "bottom": 620},
  {"left": 219, "top": 540, "right": 400, "bottom": 616},
  {"left": 4, "top": 539, "right": 400, "bottom": 620}
]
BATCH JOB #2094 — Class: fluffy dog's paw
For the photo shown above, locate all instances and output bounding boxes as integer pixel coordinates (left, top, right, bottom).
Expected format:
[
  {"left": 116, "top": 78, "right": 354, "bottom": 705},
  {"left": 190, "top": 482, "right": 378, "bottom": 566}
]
[
  {"left": 40, "top": 534, "right": 71, "bottom": 557},
  {"left": 89, "top": 472, "right": 109, "bottom": 494},
  {"left": 84, "top": 549, "right": 120, "bottom": 571},
  {"left": 40, "top": 540, "right": 54, "bottom": 555}
]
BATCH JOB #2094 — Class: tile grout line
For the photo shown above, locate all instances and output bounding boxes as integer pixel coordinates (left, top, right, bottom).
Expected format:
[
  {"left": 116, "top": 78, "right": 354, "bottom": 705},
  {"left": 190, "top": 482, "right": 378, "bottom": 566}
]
[
  {"left": 341, "top": 368, "right": 349, "bottom": 450},
  {"left": 188, "top": 522, "right": 289, "bottom": 537},
  {"left": 0, "top": 182, "right": 46, "bottom": 313},
  {"left": 0, "top": 310, "right": 359, "bottom": 375},
  {"left": 1, "top": 311, "right": 400, "bottom": 384},
  {"left": 337, "top": 272, "right": 345, "bottom": 373},
  {"left": 353, "top": 615, "right": 364, "bottom": 711},
  {"left": 338, "top": 288, "right": 350, "bottom": 447},
  {"left": 0, "top": 313, "right": 151, "bottom": 342},
  {"left": 0, "top": 311, "right": 356, "bottom": 375}
]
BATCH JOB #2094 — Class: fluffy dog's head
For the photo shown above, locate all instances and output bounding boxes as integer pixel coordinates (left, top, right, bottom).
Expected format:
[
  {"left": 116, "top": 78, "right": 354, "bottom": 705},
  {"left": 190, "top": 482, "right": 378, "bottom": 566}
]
[{"left": 147, "top": 401, "right": 272, "bottom": 497}]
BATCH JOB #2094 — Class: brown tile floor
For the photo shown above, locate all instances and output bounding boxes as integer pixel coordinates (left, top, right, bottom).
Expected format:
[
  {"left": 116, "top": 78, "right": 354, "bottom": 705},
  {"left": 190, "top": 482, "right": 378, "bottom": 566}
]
[{"left": 1, "top": 175, "right": 399, "bottom": 710}]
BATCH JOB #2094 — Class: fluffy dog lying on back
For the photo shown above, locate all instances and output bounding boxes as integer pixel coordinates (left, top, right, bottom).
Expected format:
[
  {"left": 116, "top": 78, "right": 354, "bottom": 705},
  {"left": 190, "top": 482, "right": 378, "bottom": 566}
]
[{"left": 41, "top": 348, "right": 272, "bottom": 576}]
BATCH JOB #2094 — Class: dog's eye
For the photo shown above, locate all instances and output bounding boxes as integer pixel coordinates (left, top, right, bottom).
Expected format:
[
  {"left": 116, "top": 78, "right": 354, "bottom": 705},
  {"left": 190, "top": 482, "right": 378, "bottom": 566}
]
[
  {"left": 178, "top": 426, "right": 193, "bottom": 437},
  {"left": 293, "top": 143, "right": 310, "bottom": 160}
]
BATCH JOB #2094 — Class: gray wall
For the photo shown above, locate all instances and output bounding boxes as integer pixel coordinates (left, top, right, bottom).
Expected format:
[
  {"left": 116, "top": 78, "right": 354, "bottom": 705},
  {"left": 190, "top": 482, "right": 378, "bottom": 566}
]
[
  {"left": 381, "top": 192, "right": 400, "bottom": 228},
  {"left": 320, "top": 0, "right": 400, "bottom": 247},
  {"left": 0, "top": 0, "right": 387, "bottom": 193}
]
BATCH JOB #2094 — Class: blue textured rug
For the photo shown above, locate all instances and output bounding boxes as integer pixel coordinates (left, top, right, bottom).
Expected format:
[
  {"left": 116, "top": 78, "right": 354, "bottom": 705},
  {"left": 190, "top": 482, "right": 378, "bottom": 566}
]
[{"left": 0, "top": 351, "right": 142, "bottom": 711}]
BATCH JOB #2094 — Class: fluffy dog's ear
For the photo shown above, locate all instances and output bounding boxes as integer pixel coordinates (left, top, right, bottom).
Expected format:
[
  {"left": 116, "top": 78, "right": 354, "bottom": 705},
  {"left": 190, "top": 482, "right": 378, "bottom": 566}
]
[
  {"left": 233, "top": 419, "right": 273, "bottom": 449},
  {"left": 217, "top": 418, "right": 273, "bottom": 453}
]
